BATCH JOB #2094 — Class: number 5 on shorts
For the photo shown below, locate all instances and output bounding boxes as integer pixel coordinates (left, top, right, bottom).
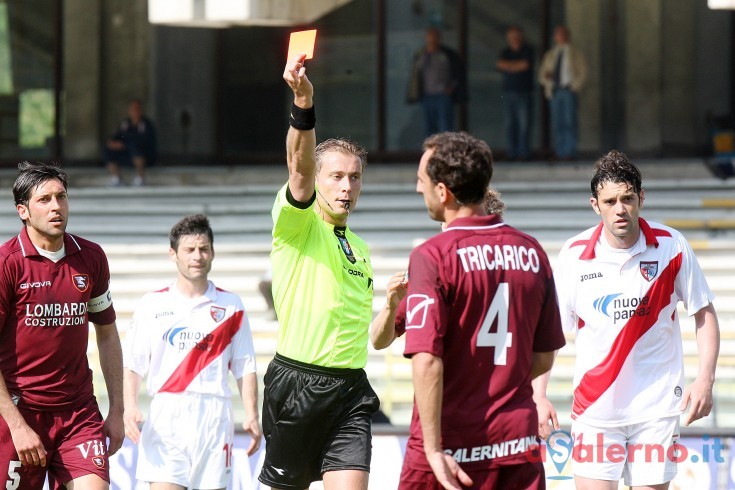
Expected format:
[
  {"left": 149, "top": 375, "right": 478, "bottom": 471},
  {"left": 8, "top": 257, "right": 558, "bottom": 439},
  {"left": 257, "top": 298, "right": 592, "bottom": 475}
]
[
  {"left": 6, "top": 461, "right": 21, "bottom": 490},
  {"left": 476, "top": 283, "right": 513, "bottom": 365}
]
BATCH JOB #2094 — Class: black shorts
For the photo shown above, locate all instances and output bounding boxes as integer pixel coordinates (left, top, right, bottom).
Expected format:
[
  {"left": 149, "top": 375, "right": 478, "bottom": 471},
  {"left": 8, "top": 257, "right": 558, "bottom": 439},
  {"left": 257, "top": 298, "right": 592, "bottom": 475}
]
[{"left": 258, "top": 353, "right": 380, "bottom": 490}]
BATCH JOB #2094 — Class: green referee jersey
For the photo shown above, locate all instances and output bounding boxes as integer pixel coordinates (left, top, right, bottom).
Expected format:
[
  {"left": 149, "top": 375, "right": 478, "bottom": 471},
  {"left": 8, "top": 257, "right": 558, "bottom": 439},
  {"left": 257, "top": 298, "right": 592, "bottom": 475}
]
[{"left": 271, "top": 183, "right": 374, "bottom": 369}]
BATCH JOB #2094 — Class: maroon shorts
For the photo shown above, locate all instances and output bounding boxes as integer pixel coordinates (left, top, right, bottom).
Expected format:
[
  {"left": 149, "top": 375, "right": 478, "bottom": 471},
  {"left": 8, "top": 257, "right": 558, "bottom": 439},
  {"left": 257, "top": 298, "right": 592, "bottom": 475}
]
[
  {"left": 398, "top": 460, "right": 546, "bottom": 490},
  {"left": 0, "top": 398, "right": 109, "bottom": 490}
]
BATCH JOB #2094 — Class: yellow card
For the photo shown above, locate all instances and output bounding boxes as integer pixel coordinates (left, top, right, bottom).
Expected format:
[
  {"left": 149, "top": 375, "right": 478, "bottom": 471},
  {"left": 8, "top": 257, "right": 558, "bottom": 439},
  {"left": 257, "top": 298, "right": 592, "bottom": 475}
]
[{"left": 287, "top": 29, "right": 317, "bottom": 61}]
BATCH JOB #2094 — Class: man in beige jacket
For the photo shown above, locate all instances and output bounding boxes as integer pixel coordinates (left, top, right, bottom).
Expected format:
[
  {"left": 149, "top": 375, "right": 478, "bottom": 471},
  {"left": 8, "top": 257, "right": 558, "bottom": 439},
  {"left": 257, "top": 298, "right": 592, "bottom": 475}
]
[{"left": 539, "top": 25, "right": 587, "bottom": 160}]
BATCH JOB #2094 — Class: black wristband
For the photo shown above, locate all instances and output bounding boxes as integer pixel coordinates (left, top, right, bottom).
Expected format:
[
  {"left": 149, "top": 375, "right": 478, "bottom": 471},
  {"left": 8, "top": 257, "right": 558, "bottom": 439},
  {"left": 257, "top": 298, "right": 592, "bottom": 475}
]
[{"left": 289, "top": 103, "right": 316, "bottom": 130}]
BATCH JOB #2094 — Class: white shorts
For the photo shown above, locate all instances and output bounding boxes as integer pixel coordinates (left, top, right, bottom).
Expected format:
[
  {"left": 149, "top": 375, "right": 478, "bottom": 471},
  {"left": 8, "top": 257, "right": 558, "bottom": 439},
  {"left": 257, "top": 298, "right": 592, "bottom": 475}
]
[
  {"left": 571, "top": 416, "right": 680, "bottom": 486},
  {"left": 137, "top": 392, "right": 234, "bottom": 489}
]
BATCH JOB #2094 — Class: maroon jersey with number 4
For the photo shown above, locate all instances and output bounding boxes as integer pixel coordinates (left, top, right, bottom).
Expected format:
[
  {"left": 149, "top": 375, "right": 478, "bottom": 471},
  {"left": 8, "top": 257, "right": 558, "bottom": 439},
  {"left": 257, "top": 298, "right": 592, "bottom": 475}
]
[
  {"left": 0, "top": 228, "right": 116, "bottom": 411},
  {"left": 403, "top": 214, "right": 565, "bottom": 471}
]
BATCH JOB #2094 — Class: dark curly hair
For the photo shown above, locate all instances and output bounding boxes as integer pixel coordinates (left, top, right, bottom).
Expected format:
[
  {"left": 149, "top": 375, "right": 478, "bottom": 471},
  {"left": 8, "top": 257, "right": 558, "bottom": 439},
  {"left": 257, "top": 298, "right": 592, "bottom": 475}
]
[
  {"left": 13, "top": 161, "right": 68, "bottom": 225},
  {"left": 590, "top": 150, "right": 642, "bottom": 198},
  {"left": 170, "top": 214, "right": 214, "bottom": 250},
  {"left": 422, "top": 132, "right": 493, "bottom": 206}
]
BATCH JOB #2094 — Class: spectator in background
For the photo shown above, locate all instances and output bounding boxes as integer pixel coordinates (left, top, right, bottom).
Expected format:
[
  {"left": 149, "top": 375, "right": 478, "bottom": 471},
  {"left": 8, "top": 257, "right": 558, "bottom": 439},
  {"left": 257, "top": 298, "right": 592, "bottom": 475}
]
[
  {"left": 539, "top": 25, "right": 587, "bottom": 160},
  {"left": 104, "top": 99, "right": 157, "bottom": 187},
  {"left": 407, "top": 27, "right": 467, "bottom": 136},
  {"left": 497, "top": 26, "right": 535, "bottom": 161}
]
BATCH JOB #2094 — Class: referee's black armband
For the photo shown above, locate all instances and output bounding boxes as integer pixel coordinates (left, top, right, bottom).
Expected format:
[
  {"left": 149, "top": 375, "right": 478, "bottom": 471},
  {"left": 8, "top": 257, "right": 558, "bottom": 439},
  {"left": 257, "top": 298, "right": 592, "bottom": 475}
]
[{"left": 289, "top": 103, "right": 316, "bottom": 130}]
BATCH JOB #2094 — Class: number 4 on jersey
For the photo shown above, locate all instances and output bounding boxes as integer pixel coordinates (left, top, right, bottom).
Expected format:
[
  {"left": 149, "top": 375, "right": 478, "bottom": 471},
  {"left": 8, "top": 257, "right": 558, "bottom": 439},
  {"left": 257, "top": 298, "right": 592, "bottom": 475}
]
[{"left": 476, "top": 283, "right": 513, "bottom": 365}]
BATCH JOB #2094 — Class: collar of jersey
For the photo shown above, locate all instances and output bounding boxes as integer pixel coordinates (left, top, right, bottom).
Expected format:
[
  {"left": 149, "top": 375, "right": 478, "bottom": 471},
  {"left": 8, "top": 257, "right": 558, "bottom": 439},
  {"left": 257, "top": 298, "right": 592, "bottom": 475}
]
[
  {"left": 18, "top": 228, "right": 81, "bottom": 258},
  {"left": 168, "top": 280, "right": 217, "bottom": 303},
  {"left": 579, "top": 217, "right": 659, "bottom": 260},
  {"left": 444, "top": 214, "right": 503, "bottom": 230}
]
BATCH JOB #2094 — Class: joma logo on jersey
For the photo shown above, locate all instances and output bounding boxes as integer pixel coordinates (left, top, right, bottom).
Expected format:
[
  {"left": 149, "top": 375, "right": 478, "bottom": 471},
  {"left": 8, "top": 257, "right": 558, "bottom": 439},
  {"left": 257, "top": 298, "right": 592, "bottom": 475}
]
[
  {"left": 580, "top": 272, "right": 603, "bottom": 282},
  {"left": 593, "top": 294, "right": 651, "bottom": 323},
  {"left": 19, "top": 280, "right": 51, "bottom": 290}
]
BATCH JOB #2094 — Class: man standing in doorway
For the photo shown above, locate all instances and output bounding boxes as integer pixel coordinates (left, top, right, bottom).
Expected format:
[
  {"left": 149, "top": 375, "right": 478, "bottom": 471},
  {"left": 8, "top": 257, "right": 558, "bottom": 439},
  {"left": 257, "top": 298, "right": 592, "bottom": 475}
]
[
  {"left": 539, "top": 25, "right": 587, "bottom": 160},
  {"left": 407, "top": 27, "right": 467, "bottom": 137},
  {"left": 497, "top": 25, "right": 535, "bottom": 161}
]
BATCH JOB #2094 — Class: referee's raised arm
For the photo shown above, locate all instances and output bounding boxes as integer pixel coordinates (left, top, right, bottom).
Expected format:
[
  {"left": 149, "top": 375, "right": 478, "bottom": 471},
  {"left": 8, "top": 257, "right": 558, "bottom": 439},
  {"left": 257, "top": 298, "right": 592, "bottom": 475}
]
[{"left": 283, "top": 54, "right": 316, "bottom": 203}]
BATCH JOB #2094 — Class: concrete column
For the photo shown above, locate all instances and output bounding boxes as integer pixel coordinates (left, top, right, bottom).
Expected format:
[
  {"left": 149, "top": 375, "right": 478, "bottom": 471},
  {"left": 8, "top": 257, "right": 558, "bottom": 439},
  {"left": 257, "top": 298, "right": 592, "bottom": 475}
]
[
  {"left": 624, "top": 0, "right": 662, "bottom": 152},
  {"left": 64, "top": 0, "right": 102, "bottom": 160},
  {"left": 566, "top": 0, "right": 602, "bottom": 153},
  {"left": 101, "top": 0, "right": 152, "bottom": 140},
  {"left": 661, "top": 0, "right": 696, "bottom": 148}
]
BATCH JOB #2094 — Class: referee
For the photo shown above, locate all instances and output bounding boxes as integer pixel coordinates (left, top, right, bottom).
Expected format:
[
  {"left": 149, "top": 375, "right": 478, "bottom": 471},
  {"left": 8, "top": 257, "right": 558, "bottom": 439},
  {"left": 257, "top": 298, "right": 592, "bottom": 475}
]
[{"left": 258, "top": 55, "right": 379, "bottom": 490}]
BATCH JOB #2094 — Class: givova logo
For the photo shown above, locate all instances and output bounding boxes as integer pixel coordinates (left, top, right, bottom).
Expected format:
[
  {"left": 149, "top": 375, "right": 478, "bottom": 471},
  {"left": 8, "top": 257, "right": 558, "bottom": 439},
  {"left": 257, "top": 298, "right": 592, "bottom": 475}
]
[{"left": 592, "top": 293, "right": 622, "bottom": 317}]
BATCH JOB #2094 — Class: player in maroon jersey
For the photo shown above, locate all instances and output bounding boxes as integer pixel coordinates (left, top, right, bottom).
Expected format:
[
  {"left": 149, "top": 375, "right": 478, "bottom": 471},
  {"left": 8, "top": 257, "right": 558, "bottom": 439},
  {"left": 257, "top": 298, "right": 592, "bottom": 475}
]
[
  {"left": 0, "top": 161, "right": 123, "bottom": 489},
  {"left": 395, "top": 133, "right": 565, "bottom": 490},
  {"left": 370, "top": 187, "right": 506, "bottom": 350}
]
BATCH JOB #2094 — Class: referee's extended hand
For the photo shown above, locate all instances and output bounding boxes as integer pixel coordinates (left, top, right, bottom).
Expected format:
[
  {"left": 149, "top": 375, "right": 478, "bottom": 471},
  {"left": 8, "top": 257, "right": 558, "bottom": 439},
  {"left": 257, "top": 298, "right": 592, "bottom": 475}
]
[
  {"left": 283, "top": 54, "right": 313, "bottom": 107},
  {"left": 426, "top": 450, "right": 473, "bottom": 490},
  {"left": 386, "top": 271, "right": 408, "bottom": 309},
  {"left": 242, "top": 417, "right": 262, "bottom": 456}
]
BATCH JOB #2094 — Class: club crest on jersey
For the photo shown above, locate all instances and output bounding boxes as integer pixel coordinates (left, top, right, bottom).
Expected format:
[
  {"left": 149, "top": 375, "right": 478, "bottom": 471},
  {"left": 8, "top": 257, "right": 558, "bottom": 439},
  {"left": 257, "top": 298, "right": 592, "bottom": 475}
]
[
  {"left": 334, "top": 227, "right": 356, "bottom": 264},
  {"left": 210, "top": 306, "right": 226, "bottom": 322},
  {"left": 92, "top": 456, "right": 105, "bottom": 468},
  {"left": 72, "top": 274, "right": 89, "bottom": 292},
  {"left": 640, "top": 261, "right": 658, "bottom": 282}
]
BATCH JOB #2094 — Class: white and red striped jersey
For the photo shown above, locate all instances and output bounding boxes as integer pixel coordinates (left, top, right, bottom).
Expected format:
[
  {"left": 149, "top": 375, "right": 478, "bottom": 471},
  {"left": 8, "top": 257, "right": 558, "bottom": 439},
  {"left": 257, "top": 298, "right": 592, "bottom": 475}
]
[
  {"left": 123, "top": 281, "right": 256, "bottom": 398},
  {"left": 555, "top": 218, "right": 714, "bottom": 427}
]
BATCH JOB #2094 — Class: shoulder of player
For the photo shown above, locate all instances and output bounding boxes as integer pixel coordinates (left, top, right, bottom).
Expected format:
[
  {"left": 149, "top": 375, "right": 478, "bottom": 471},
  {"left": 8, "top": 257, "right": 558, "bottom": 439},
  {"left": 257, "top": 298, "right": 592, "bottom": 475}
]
[
  {"left": 642, "top": 220, "right": 679, "bottom": 240},
  {"left": 493, "top": 223, "right": 548, "bottom": 249},
  {"left": 134, "top": 288, "right": 170, "bottom": 311},
  {"left": 67, "top": 234, "right": 107, "bottom": 258},
  {"left": 559, "top": 225, "right": 598, "bottom": 254},
  {"left": 0, "top": 234, "right": 21, "bottom": 263},
  {"left": 212, "top": 285, "right": 245, "bottom": 305}
]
